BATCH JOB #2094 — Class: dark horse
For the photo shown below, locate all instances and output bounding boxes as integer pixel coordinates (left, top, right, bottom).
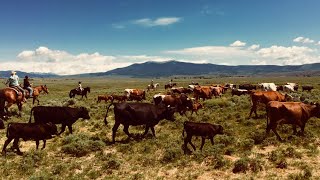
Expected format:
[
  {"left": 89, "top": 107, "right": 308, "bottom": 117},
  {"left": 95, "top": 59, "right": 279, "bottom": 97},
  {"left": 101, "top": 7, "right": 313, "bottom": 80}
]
[
  {"left": 69, "top": 87, "right": 90, "bottom": 99},
  {"left": 164, "top": 83, "right": 177, "bottom": 89},
  {"left": 0, "top": 87, "right": 24, "bottom": 117}
]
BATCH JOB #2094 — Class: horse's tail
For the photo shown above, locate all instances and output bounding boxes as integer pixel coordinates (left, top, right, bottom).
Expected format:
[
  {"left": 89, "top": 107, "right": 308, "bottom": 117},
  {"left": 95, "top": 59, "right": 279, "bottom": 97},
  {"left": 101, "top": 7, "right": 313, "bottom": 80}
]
[
  {"left": 29, "top": 107, "right": 35, "bottom": 123},
  {"left": 104, "top": 103, "right": 114, "bottom": 125}
]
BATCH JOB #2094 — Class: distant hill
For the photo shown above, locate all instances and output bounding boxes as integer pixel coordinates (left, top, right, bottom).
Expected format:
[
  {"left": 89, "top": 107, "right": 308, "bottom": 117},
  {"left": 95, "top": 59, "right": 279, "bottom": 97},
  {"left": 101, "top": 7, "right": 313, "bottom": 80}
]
[
  {"left": 94, "top": 60, "right": 320, "bottom": 77},
  {"left": 3, "top": 61, "right": 320, "bottom": 78},
  {"left": 0, "top": 71, "right": 58, "bottom": 78}
]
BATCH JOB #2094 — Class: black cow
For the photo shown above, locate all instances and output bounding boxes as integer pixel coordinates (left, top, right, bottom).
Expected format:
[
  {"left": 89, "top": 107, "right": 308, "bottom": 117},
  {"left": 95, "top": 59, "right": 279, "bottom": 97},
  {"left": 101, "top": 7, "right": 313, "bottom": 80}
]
[
  {"left": 2, "top": 122, "right": 57, "bottom": 155},
  {"left": 0, "top": 119, "right": 4, "bottom": 129},
  {"left": 182, "top": 121, "right": 223, "bottom": 154},
  {"left": 231, "top": 89, "right": 249, "bottom": 96},
  {"left": 29, "top": 106, "right": 90, "bottom": 135},
  {"left": 302, "top": 85, "right": 314, "bottom": 92},
  {"left": 104, "top": 102, "right": 176, "bottom": 143},
  {"left": 239, "top": 84, "right": 257, "bottom": 90}
]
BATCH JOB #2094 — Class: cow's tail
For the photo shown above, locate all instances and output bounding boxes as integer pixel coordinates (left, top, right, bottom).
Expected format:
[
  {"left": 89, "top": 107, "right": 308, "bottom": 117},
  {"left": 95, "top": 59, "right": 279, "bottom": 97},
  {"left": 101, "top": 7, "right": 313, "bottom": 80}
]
[
  {"left": 69, "top": 90, "right": 73, "bottom": 98},
  {"left": 182, "top": 121, "right": 186, "bottom": 137},
  {"left": 29, "top": 107, "right": 34, "bottom": 123},
  {"left": 104, "top": 103, "right": 114, "bottom": 125}
]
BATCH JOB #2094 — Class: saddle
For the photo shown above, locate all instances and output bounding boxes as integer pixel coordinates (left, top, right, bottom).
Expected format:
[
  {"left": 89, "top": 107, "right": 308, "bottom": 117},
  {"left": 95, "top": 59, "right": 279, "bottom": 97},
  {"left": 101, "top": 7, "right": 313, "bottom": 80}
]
[{"left": 8, "top": 87, "right": 28, "bottom": 99}]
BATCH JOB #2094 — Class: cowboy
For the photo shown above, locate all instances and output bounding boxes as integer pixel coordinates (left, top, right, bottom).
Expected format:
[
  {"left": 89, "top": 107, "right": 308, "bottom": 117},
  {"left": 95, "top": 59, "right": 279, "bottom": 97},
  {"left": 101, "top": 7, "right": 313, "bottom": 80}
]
[
  {"left": 150, "top": 80, "right": 154, "bottom": 89},
  {"left": 5, "top": 71, "right": 26, "bottom": 101},
  {"left": 169, "top": 79, "right": 173, "bottom": 86},
  {"left": 23, "top": 76, "right": 33, "bottom": 98},
  {"left": 77, "top": 81, "right": 84, "bottom": 92}
]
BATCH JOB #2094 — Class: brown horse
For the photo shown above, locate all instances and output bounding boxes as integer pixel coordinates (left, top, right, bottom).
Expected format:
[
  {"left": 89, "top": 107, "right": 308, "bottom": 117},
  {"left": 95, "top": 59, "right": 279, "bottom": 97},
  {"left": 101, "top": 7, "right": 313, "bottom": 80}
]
[
  {"left": 26, "top": 85, "right": 49, "bottom": 105},
  {"left": 0, "top": 87, "right": 24, "bottom": 117}
]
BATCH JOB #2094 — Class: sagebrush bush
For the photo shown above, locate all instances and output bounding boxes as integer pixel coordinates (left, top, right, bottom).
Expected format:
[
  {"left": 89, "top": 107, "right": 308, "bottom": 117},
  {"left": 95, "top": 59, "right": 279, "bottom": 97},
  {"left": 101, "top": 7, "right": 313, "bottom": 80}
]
[
  {"left": 233, "top": 157, "right": 249, "bottom": 173},
  {"left": 61, "top": 133, "right": 105, "bottom": 157}
]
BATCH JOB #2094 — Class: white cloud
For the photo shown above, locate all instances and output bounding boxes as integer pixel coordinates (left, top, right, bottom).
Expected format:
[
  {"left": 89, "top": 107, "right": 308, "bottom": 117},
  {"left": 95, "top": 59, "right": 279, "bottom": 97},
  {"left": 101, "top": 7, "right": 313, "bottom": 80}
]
[
  {"left": 132, "top": 17, "right": 181, "bottom": 27},
  {"left": 293, "top": 36, "right": 315, "bottom": 44},
  {"left": 248, "top": 44, "right": 260, "bottom": 51},
  {"left": 253, "top": 45, "right": 317, "bottom": 65},
  {"left": 1, "top": 46, "right": 173, "bottom": 75},
  {"left": 230, "top": 40, "right": 246, "bottom": 47}
]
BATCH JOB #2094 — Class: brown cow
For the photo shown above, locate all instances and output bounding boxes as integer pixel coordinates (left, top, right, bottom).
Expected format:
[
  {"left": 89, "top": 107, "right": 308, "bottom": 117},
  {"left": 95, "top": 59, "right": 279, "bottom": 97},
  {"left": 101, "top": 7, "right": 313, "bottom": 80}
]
[
  {"left": 191, "top": 101, "right": 203, "bottom": 115},
  {"left": 266, "top": 101, "right": 320, "bottom": 141},
  {"left": 193, "top": 86, "right": 212, "bottom": 101},
  {"left": 211, "top": 87, "right": 223, "bottom": 97},
  {"left": 124, "top": 89, "right": 146, "bottom": 101},
  {"left": 249, "top": 91, "right": 291, "bottom": 118},
  {"left": 171, "top": 87, "right": 193, "bottom": 94},
  {"left": 153, "top": 94, "right": 193, "bottom": 115},
  {"left": 112, "top": 95, "right": 127, "bottom": 102},
  {"left": 182, "top": 121, "right": 223, "bottom": 154},
  {"left": 97, "top": 95, "right": 113, "bottom": 103}
]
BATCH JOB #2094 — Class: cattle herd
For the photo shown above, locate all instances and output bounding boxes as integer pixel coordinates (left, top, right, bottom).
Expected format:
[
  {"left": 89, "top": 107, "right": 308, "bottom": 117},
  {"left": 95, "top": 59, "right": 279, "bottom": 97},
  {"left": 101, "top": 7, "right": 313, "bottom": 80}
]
[{"left": 0, "top": 81, "right": 318, "bottom": 156}]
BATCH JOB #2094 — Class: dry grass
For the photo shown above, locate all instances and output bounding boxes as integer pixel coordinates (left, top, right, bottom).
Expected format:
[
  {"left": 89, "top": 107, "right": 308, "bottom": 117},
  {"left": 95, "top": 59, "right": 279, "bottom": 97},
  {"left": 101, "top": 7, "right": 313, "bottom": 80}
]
[{"left": 0, "top": 76, "right": 320, "bottom": 179}]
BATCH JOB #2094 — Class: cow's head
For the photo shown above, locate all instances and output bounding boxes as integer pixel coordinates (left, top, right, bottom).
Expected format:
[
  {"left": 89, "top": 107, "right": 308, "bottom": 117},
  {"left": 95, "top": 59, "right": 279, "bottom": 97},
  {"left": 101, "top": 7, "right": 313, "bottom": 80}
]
[
  {"left": 46, "top": 122, "right": 58, "bottom": 135},
  {"left": 79, "top": 107, "right": 90, "bottom": 120},
  {"left": 164, "top": 105, "right": 176, "bottom": 121},
  {"left": 313, "top": 103, "right": 320, "bottom": 118},
  {"left": 215, "top": 124, "right": 224, "bottom": 135}
]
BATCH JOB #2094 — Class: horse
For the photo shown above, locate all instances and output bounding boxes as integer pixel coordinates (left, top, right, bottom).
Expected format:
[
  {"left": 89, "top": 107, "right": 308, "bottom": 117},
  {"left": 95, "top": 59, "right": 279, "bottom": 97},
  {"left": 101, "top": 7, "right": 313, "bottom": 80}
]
[
  {"left": 69, "top": 87, "right": 90, "bottom": 99},
  {"left": 27, "top": 85, "right": 49, "bottom": 105},
  {"left": 164, "top": 83, "right": 177, "bottom": 89},
  {"left": 147, "top": 83, "right": 160, "bottom": 92},
  {"left": 0, "top": 87, "right": 24, "bottom": 117}
]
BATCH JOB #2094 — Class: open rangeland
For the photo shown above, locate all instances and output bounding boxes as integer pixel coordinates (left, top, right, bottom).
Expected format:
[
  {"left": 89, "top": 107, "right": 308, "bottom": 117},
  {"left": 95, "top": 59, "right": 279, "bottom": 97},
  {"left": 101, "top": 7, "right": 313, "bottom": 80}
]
[{"left": 1, "top": 76, "right": 320, "bottom": 179}]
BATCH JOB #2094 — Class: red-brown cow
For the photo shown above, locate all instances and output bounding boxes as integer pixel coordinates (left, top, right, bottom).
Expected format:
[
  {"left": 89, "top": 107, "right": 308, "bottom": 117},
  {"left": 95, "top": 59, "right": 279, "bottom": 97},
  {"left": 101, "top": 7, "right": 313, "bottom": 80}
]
[
  {"left": 97, "top": 95, "right": 113, "bottom": 103},
  {"left": 249, "top": 91, "right": 291, "bottom": 118},
  {"left": 266, "top": 101, "right": 320, "bottom": 141}
]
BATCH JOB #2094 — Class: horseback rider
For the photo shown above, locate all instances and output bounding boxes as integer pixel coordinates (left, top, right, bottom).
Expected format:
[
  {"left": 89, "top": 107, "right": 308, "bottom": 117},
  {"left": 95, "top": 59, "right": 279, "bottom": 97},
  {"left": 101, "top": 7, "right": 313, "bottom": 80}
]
[
  {"left": 23, "top": 75, "right": 33, "bottom": 98},
  {"left": 77, "top": 81, "right": 84, "bottom": 93},
  {"left": 5, "top": 71, "right": 26, "bottom": 102},
  {"left": 150, "top": 80, "right": 154, "bottom": 89},
  {"left": 169, "top": 79, "right": 173, "bottom": 86}
]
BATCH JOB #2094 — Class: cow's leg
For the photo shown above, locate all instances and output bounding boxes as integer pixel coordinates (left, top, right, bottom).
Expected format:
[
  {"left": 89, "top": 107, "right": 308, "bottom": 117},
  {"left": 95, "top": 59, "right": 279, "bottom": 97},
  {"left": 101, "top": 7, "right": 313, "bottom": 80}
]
[
  {"left": 150, "top": 126, "right": 156, "bottom": 137},
  {"left": 123, "top": 124, "right": 132, "bottom": 138},
  {"left": 36, "top": 140, "right": 39, "bottom": 149},
  {"left": 300, "top": 124, "right": 306, "bottom": 136},
  {"left": 42, "top": 140, "right": 46, "bottom": 150},
  {"left": 186, "top": 135, "right": 196, "bottom": 151},
  {"left": 58, "top": 124, "right": 67, "bottom": 135},
  {"left": 200, "top": 137, "right": 206, "bottom": 151},
  {"left": 142, "top": 125, "right": 150, "bottom": 137},
  {"left": 13, "top": 138, "right": 22, "bottom": 155},
  {"left": 112, "top": 122, "right": 120, "bottom": 143},
  {"left": 2, "top": 137, "right": 13, "bottom": 155},
  {"left": 292, "top": 124, "right": 297, "bottom": 135},
  {"left": 67, "top": 125, "right": 73, "bottom": 134},
  {"left": 17, "top": 102, "right": 22, "bottom": 117},
  {"left": 183, "top": 137, "right": 189, "bottom": 154},
  {"left": 210, "top": 137, "right": 214, "bottom": 145},
  {"left": 271, "top": 125, "right": 282, "bottom": 141}
]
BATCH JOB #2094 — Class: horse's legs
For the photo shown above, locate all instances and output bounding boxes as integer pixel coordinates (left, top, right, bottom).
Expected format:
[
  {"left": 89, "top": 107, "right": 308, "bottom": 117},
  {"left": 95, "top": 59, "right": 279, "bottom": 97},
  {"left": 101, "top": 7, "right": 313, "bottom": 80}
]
[
  {"left": 17, "top": 102, "right": 22, "bottom": 117},
  {"left": 5, "top": 102, "right": 13, "bottom": 116}
]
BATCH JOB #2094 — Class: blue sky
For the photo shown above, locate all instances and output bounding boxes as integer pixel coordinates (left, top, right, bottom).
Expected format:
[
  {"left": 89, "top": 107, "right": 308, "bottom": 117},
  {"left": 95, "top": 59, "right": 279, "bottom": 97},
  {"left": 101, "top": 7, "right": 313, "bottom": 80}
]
[{"left": 1, "top": 0, "right": 320, "bottom": 75}]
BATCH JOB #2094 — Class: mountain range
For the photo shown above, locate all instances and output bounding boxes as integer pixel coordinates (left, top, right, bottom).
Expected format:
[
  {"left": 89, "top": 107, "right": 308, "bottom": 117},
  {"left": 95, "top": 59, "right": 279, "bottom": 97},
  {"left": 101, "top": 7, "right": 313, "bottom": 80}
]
[{"left": 2, "top": 61, "right": 320, "bottom": 78}]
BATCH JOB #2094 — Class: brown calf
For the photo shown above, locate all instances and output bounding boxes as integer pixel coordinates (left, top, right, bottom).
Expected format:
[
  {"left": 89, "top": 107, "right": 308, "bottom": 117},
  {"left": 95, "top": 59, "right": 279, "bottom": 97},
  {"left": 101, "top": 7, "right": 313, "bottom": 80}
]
[{"left": 182, "top": 121, "right": 223, "bottom": 154}]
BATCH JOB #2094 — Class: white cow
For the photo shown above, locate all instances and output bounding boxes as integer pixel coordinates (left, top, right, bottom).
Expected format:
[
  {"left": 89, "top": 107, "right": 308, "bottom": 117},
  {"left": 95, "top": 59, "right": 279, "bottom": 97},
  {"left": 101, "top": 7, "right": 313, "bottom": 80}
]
[
  {"left": 124, "top": 89, "right": 134, "bottom": 97},
  {"left": 259, "top": 83, "right": 277, "bottom": 91},
  {"left": 283, "top": 84, "right": 294, "bottom": 92}
]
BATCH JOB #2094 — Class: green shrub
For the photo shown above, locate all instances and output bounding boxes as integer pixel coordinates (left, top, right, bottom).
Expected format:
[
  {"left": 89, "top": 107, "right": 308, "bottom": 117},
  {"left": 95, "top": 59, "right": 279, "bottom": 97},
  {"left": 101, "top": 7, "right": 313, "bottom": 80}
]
[
  {"left": 239, "top": 138, "right": 255, "bottom": 152},
  {"left": 233, "top": 157, "right": 249, "bottom": 173},
  {"left": 287, "top": 165, "right": 312, "bottom": 180},
  {"left": 61, "top": 133, "right": 105, "bottom": 157}
]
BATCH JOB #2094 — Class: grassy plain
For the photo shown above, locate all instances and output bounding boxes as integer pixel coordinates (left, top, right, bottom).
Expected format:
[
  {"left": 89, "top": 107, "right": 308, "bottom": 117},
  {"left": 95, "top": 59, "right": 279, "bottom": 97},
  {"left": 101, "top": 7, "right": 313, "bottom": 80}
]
[{"left": 0, "top": 76, "right": 320, "bottom": 179}]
